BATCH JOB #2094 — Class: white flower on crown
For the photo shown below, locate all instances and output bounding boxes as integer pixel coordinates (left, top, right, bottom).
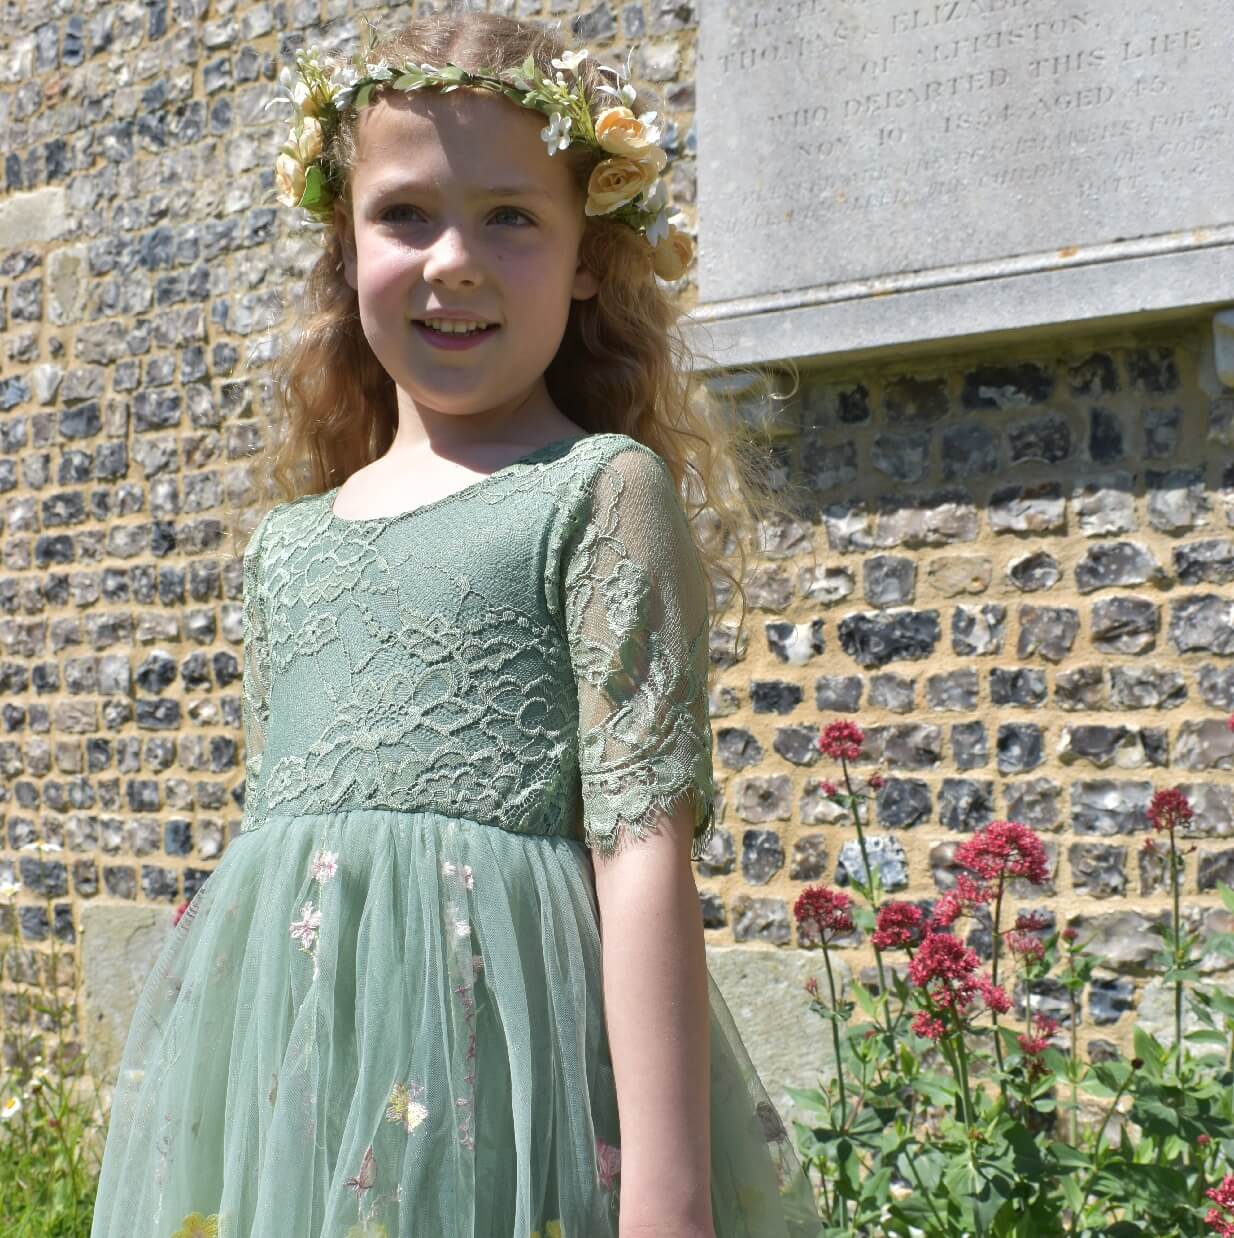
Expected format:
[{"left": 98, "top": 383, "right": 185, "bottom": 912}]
[
  {"left": 642, "top": 181, "right": 672, "bottom": 246},
  {"left": 540, "top": 111, "right": 572, "bottom": 156},
  {"left": 365, "top": 59, "right": 395, "bottom": 80},
  {"left": 551, "top": 48, "right": 589, "bottom": 74},
  {"left": 597, "top": 80, "right": 638, "bottom": 107}
]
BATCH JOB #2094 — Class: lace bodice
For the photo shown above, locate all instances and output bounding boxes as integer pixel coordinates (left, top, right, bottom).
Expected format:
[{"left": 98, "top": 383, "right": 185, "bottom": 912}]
[{"left": 239, "top": 432, "right": 716, "bottom": 860}]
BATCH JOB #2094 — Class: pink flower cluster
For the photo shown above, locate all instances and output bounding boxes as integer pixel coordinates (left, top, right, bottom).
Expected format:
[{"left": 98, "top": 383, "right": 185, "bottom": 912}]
[
  {"left": 954, "top": 820, "right": 1050, "bottom": 886},
  {"left": 926, "top": 822, "right": 1051, "bottom": 931},
  {"left": 1017, "top": 1012, "right": 1060, "bottom": 1058},
  {"left": 1148, "top": 786, "right": 1195, "bottom": 834},
  {"left": 1207, "top": 1175, "right": 1234, "bottom": 1238},
  {"left": 792, "top": 886, "right": 855, "bottom": 946},
  {"left": 905, "top": 932, "right": 1010, "bottom": 1040},
  {"left": 871, "top": 901, "right": 926, "bottom": 950},
  {"left": 817, "top": 720, "right": 864, "bottom": 763}
]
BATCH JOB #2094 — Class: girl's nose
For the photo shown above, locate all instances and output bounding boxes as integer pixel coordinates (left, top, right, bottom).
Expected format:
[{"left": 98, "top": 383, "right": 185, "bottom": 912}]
[{"left": 422, "top": 225, "right": 483, "bottom": 289}]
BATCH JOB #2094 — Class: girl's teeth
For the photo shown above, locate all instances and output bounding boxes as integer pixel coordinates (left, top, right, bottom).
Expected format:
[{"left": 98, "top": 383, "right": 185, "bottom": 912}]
[{"left": 423, "top": 319, "right": 490, "bottom": 334}]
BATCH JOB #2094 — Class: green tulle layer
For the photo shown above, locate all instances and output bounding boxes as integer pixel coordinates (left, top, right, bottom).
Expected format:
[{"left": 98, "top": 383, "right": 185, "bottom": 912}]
[{"left": 90, "top": 809, "right": 822, "bottom": 1238}]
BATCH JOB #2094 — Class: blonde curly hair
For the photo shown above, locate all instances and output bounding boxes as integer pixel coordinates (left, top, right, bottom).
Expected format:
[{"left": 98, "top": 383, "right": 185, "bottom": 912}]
[{"left": 230, "top": 10, "right": 813, "bottom": 648}]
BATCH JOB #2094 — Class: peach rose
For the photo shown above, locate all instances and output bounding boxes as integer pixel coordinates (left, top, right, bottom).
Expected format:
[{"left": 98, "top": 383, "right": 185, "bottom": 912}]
[
  {"left": 275, "top": 153, "right": 307, "bottom": 207},
  {"left": 295, "top": 116, "right": 324, "bottom": 163},
  {"left": 651, "top": 226, "right": 694, "bottom": 280},
  {"left": 594, "top": 107, "right": 664, "bottom": 170},
  {"left": 585, "top": 156, "right": 659, "bottom": 216}
]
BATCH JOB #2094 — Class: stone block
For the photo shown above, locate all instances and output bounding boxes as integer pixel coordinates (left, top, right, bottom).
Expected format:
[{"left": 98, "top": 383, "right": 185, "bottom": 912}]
[
  {"left": 705, "top": 944, "right": 842, "bottom": 1128},
  {"left": 80, "top": 903, "right": 175, "bottom": 1087}
]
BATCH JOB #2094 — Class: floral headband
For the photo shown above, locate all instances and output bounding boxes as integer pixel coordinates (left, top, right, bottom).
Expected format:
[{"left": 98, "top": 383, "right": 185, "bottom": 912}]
[{"left": 265, "top": 42, "right": 695, "bottom": 281}]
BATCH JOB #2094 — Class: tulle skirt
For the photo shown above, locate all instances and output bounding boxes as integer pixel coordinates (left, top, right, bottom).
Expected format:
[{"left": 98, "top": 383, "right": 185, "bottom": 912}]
[{"left": 89, "top": 808, "right": 823, "bottom": 1238}]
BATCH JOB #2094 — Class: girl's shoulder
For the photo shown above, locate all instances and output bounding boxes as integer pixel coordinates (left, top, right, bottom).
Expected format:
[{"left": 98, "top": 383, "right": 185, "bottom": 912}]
[
  {"left": 564, "top": 430, "right": 673, "bottom": 486},
  {"left": 242, "top": 489, "right": 320, "bottom": 559}
]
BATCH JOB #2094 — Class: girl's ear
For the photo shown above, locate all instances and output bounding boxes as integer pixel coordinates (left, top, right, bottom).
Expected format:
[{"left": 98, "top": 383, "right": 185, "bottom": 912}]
[
  {"left": 334, "top": 201, "right": 358, "bottom": 291},
  {"left": 571, "top": 257, "right": 600, "bottom": 302}
]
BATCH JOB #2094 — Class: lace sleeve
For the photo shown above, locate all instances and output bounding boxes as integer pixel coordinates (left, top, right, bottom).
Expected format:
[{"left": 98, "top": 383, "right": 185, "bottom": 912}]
[
  {"left": 239, "top": 510, "right": 274, "bottom": 834},
  {"left": 562, "top": 445, "right": 716, "bottom": 862}
]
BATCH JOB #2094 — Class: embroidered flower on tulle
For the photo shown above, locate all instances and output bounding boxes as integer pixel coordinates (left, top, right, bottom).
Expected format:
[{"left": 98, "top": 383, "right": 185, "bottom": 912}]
[
  {"left": 289, "top": 901, "right": 322, "bottom": 951},
  {"left": 441, "top": 859, "right": 474, "bottom": 889},
  {"left": 385, "top": 1080, "right": 429, "bottom": 1133},
  {"left": 530, "top": 1223, "right": 565, "bottom": 1238},
  {"left": 596, "top": 1137, "right": 622, "bottom": 1189},
  {"left": 310, "top": 848, "right": 339, "bottom": 882},
  {"left": 453, "top": 917, "right": 471, "bottom": 940},
  {"left": 344, "top": 1143, "right": 376, "bottom": 1196},
  {"left": 171, "top": 1214, "right": 219, "bottom": 1238}
]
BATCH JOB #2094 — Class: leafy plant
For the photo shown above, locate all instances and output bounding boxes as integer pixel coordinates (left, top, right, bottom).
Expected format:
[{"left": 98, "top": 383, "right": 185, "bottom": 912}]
[
  {"left": 787, "top": 716, "right": 1234, "bottom": 1238},
  {"left": 0, "top": 842, "right": 116, "bottom": 1237}
]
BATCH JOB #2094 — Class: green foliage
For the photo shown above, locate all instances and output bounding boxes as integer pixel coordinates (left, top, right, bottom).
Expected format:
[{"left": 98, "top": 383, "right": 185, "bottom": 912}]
[
  {"left": 0, "top": 865, "right": 111, "bottom": 1236},
  {"left": 789, "top": 775, "right": 1234, "bottom": 1237}
]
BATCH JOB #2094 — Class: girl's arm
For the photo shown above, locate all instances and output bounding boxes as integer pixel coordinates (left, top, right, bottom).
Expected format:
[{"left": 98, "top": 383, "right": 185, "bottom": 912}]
[{"left": 593, "top": 797, "right": 715, "bottom": 1238}]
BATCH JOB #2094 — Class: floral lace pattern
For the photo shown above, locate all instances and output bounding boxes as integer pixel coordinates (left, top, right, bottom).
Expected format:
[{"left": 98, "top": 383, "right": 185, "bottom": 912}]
[{"left": 239, "top": 433, "right": 716, "bottom": 861}]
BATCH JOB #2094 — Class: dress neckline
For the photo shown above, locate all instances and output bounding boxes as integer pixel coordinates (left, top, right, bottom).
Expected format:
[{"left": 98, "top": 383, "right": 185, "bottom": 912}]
[{"left": 324, "top": 434, "right": 589, "bottom": 526}]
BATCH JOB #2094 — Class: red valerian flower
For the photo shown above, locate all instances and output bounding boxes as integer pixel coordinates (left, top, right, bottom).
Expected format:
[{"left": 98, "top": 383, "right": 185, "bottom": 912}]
[
  {"left": 868, "top": 773, "right": 885, "bottom": 791},
  {"left": 907, "top": 932, "right": 1009, "bottom": 1028},
  {"left": 907, "top": 932, "right": 980, "bottom": 1007},
  {"left": 793, "top": 886, "right": 855, "bottom": 945},
  {"left": 1060, "top": 927, "right": 1078, "bottom": 943},
  {"left": 954, "top": 820, "right": 1049, "bottom": 886},
  {"left": 872, "top": 901, "right": 926, "bottom": 950},
  {"left": 910, "top": 1011, "right": 947, "bottom": 1041},
  {"left": 930, "top": 873, "right": 992, "bottom": 929},
  {"left": 1205, "top": 1174, "right": 1234, "bottom": 1237},
  {"left": 817, "top": 720, "right": 864, "bottom": 763},
  {"left": 1013, "top": 910, "right": 1051, "bottom": 933},
  {"left": 1199, "top": 1134, "right": 1213, "bottom": 1148},
  {"left": 819, "top": 779, "right": 840, "bottom": 798},
  {"left": 1018, "top": 1013, "right": 1060, "bottom": 1076},
  {"left": 1227, "top": 714, "right": 1234, "bottom": 734},
  {"left": 1005, "top": 930, "right": 1046, "bottom": 963},
  {"left": 977, "top": 974, "right": 1011, "bottom": 1014},
  {"left": 1148, "top": 786, "right": 1195, "bottom": 834}
]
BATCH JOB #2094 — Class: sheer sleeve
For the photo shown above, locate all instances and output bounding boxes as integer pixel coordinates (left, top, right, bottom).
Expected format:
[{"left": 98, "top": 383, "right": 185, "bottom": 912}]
[
  {"left": 239, "top": 509, "right": 274, "bottom": 835},
  {"left": 561, "top": 444, "right": 716, "bottom": 862}
]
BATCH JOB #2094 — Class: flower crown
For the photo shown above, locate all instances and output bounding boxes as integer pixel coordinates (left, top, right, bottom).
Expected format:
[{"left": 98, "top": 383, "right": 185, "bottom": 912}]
[{"left": 265, "top": 42, "right": 694, "bottom": 281}]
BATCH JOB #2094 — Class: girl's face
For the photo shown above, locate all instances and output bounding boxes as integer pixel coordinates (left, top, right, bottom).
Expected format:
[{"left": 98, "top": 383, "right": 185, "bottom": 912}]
[{"left": 335, "top": 88, "right": 600, "bottom": 428}]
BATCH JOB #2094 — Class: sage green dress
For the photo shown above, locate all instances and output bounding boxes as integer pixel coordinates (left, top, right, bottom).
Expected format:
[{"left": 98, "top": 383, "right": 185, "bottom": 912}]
[{"left": 89, "top": 432, "right": 823, "bottom": 1238}]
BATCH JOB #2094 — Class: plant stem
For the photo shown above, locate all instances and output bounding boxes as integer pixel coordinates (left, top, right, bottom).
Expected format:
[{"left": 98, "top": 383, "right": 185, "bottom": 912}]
[
  {"left": 819, "top": 944, "right": 848, "bottom": 1230},
  {"left": 1068, "top": 948, "right": 1079, "bottom": 1147},
  {"left": 990, "top": 876, "right": 1006, "bottom": 1089},
  {"left": 948, "top": 1021, "right": 986, "bottom": 1238},
  {"left": 1170, "top": 823, "right": 1183, "bottom": 1079},
  {"left": 841, "top": 759, "right": 889, "bottom": 1009},
  {"left": 1069, "top": 1071, "right": 1134, "bottom": 1235}
]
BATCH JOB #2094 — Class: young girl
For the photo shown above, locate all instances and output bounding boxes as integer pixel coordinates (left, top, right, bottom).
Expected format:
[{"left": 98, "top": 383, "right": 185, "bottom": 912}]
[{"left": 89, "top": 13, "right": 823, "bottom": 1238}]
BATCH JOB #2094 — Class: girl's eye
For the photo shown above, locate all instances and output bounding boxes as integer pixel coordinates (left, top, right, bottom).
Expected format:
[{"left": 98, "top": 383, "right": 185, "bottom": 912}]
[
  {"left": 491, "top": 206, "right": 534, "bottom": 227},
  {"left": 381, "top": 205, "right": 534, "bottom": 227},
  {"left": 381, "top": 205, "right": 424, "bottom": 222}
]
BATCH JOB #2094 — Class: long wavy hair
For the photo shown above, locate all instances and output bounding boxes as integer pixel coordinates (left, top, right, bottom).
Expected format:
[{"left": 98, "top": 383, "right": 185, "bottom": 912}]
[{"left": 229, "top": 10, "right": 814, "bottom": 646}]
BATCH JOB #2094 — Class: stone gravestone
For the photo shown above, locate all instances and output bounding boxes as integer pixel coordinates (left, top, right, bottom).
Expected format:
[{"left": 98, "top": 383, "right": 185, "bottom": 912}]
[{"left": 694, "top": 1, "right": 1234, "bottom": 367}]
